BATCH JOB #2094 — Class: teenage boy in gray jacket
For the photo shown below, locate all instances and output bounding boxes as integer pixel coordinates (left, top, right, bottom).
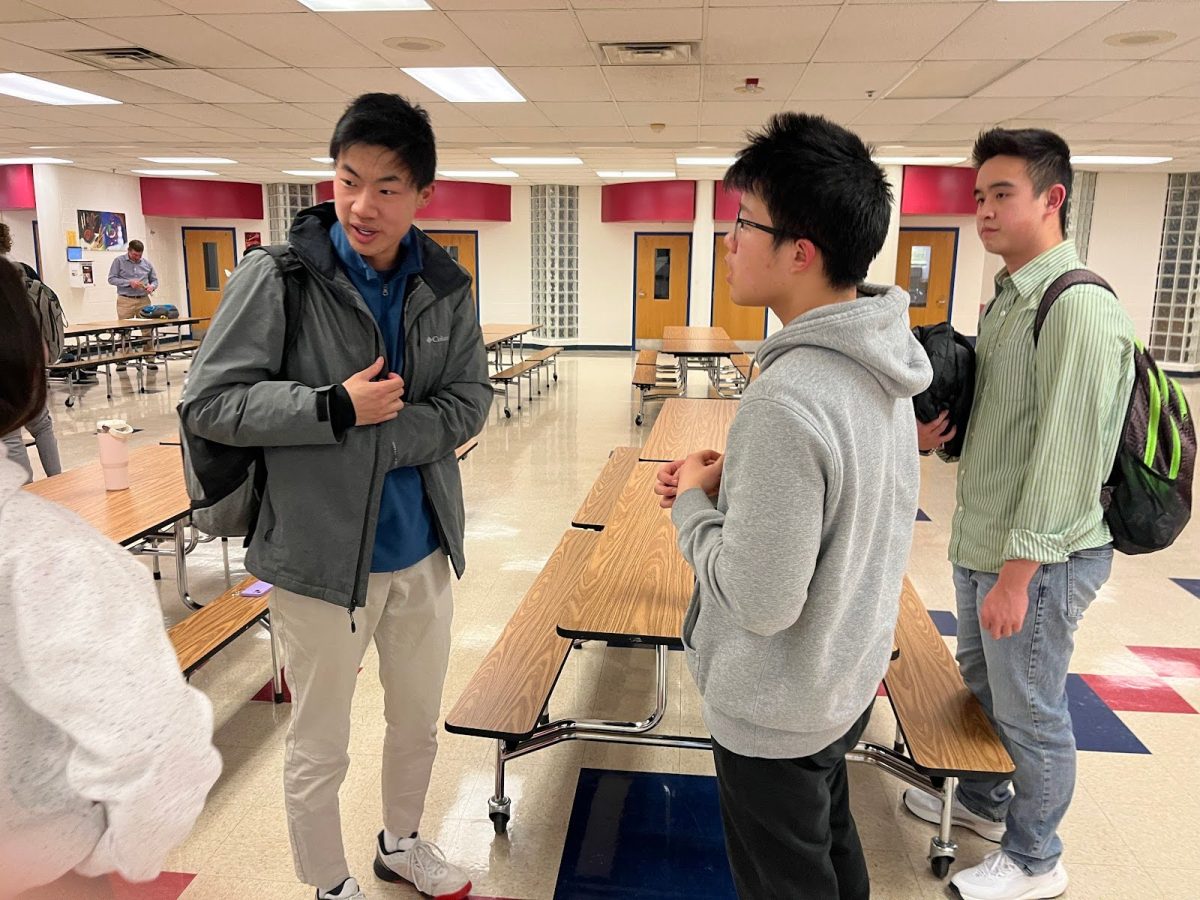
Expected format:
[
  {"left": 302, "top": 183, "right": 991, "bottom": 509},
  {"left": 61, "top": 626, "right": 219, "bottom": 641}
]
[
  {"left": 655, "top": 113, "right": 932, "bottom": 899},
  {"left": 180, "top": 94, "right": 490, "bottom": 900}
]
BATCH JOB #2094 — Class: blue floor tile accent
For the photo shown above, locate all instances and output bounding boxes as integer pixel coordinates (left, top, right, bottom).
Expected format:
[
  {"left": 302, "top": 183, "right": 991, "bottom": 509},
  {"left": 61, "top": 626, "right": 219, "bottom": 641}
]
[
  {"left": 1170, "top": 578, "right": 1200, "bottom": 600},
  {"left": 915, "top": 508, "right": 931, "bottom": 522},
  {"left": 927, "top": 610, "right": 958, "bottom": 637},
  {"left": 555, "top": 768, "right": 737, "bottom": 900},
  {"left": 1066, "top": 674, "right": 1150, "bottom": 754}
]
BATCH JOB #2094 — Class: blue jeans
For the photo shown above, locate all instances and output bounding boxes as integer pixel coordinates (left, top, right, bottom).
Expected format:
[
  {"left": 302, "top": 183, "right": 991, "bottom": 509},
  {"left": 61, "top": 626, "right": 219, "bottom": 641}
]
[{"left": 952, "top": 546, "right": 1113, "bottom": 875}]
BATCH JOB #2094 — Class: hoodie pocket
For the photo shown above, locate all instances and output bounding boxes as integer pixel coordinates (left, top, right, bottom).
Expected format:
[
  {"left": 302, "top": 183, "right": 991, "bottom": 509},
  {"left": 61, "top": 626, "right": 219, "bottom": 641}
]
[{"left": 680, "top": 589, "right": 710, "bottom": 689}]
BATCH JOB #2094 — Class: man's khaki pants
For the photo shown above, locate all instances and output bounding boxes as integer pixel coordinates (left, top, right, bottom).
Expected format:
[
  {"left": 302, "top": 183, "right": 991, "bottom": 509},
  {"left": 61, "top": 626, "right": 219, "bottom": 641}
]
[
  {"left": 269, "top": 551, "right": 454, "bottom": 890},
  {"left": 115, "top": 295, "right": 147, "bottom": 320}
]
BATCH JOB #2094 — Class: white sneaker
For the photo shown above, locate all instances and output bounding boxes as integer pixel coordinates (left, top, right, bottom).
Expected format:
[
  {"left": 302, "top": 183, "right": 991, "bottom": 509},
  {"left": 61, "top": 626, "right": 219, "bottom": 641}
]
[
  {"left": 373, "top": 832, "right": 472, "bottom": 900},
  {"left": 951, "top": 850, "right": 1068, "bottom": 900},
  {"left": 904, "top": 787, "right": 1005, "bottom": 842},
  {"left": 316, "top": 877, "right": 366, "bottom": 900}
]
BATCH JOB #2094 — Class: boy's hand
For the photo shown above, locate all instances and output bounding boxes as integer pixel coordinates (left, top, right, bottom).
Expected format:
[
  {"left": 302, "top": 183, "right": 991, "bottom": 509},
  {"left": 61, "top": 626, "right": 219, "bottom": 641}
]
[
  {"left": 672, "top": 450, "right": 724, "bottom": 506},
  {"left": 917, "top": 409, "right": 956, "bottom": 452},
  {"left": 343, "top": 356, "right": 405, "bottom": 425},
  {"left": 654, "top": 458, "right": 685, "bottom": 508}
]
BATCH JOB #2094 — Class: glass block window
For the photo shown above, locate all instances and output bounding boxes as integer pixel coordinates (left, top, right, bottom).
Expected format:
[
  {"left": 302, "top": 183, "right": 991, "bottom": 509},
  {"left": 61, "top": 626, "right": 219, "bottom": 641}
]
[
  {"left": 1068, "top": 170, "right": 1097, "bottom": 263},
  {"left": 1149, "top": 173, "right": 1200, "bottom": 371},
  {"left": 531, "top": 185, "right": 578, "bottom": 341},
  {"left": 267, "top": 183, "right": 315, "bottom": 245}
]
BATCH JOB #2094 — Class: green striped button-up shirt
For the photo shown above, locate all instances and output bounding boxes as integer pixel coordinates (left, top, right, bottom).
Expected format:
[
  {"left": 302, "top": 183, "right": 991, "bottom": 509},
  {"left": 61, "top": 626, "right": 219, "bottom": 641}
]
[{"left": 949, "top": 240, "right": 1135, "bottom": 573}]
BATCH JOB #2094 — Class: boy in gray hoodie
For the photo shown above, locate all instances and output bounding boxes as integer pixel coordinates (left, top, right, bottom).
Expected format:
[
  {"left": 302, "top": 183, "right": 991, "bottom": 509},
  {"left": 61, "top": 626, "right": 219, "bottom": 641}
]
[{"left": 655, "top": 113, "right": 932, "bottom": 899}]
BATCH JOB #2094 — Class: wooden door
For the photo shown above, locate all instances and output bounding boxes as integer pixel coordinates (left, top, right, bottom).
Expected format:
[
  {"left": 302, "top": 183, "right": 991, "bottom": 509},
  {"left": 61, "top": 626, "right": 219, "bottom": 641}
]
[
  {"left": 896, "top": 229, "right": 956, "bottom": 328},
  {"left": 183, "top": 228, "right": 237, "bottom": 324},
  {"left": 711, "top": 233, "right": 766, "bottom": 340},
  {"left": 427, "top": 231, "right": 479, "bottom": 314},
  {"left": 635, "top": 233, "right": 690, "bottom": 340}
]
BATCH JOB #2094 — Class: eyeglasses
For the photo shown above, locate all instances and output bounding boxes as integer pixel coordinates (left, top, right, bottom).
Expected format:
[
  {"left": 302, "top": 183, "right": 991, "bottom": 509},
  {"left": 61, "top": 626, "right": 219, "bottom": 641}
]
[{"left": 733, "top": 213, "right": 787, "bottom": 240}]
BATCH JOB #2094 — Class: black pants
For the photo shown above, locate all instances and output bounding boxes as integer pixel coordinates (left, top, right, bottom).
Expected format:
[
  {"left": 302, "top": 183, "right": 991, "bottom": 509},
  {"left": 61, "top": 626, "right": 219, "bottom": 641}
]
[{"left": 712, "top": 704, "right": 874, "bottom": 900}]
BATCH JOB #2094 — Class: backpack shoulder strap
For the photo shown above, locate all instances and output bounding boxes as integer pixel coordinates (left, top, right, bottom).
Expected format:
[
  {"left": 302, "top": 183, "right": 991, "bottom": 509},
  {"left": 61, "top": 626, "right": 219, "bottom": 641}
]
[
  {"left": 247, "top": 244, "right": 306, "bottom": 357},
  {"left": 1034, "top": 269, "right": 1114, "bottom": 347}
]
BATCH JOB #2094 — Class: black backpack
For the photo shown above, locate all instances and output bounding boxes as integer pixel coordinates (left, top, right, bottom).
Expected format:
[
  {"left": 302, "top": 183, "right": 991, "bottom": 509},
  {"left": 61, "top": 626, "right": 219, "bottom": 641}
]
[
  {"left": 18, "top": 262, "right": 66, "bottom": 362},
  {"left": 1035, "top": 270, "right": 1195, "bottom": 554},
  {"left": 179, "top": 245, "right": 306, "bottom": 541}
]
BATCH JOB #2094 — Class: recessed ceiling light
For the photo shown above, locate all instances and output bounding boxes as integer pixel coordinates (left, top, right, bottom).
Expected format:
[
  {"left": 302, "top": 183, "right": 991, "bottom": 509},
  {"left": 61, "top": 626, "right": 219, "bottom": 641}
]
[
  {"left": 299, "top": 0, "right": 431, "bottom": 10},
  {"left": 676, "top": 156, "right": 738, "bottom": 166},
  {"left": 140, "top": 157, "right": 236, "bottom": 164},
  {"left": 402, "top": 67, "right": 524, "bottom": 103},
  {"left": 311, "top": 156, "right": 334, "bottom": 164},
  {"left": 491, "top": 156, "right": 583, "bottom": 165},
  {"left": 132, "top": 169, "right": 217, "bottom": 177},
  {"left": 596, "top": 171, "right": 676, "bottom": 178},
  {"left": 873, "top": 156, "right": 966, "bottom": 166},
  {"left": 0, "top": 74, "right": 120, "bottom": 106},
  {"left": 437, "top": 169, "right": 519, "bottom": 178},
  {"left": 384, "top": 36, "right": 446, "bottom": 52},
  {"left": 283, "top": 169, "right": 337, "bottom": 177},
  {"left": 0, "top": 156, "right": 71, "bottom": 164},
  {"left": 1071, "top": 155, "right": 1172, "bottom": 165}
]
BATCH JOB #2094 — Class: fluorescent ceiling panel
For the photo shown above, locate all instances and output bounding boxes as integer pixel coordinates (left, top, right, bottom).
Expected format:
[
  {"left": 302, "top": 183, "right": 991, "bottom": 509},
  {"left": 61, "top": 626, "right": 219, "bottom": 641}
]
[
  {"left": 402, "top": 67, "right": 525, "bottom": 103},
  {"left": 0, "top": 74, "right": 120, "bottom": 106}
]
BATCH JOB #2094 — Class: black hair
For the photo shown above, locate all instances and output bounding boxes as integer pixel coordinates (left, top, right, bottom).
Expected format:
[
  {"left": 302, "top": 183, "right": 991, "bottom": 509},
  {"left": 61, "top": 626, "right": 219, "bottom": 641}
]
[
  {"left": 0, "top": 260, "right": 46, "bottom": 437},
  {"left": 724, "top": 112, "right": 892, "bottom": 289},
  {"left": 127, "top": 239, "right": 144, "bottom": 253},
  {"left": 330, "top": 93, "right": 437, "bottom": 189},
  {"left": 972, "top": 128, "right": 1073, "bottom": 235},
  {"left": 0, "top": 222, "right": 11, "bottom": 256}
]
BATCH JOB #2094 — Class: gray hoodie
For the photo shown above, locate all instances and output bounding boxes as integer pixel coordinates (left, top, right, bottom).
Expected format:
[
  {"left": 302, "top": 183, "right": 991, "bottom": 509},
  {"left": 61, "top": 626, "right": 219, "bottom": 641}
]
[{"left": 671, "top": 285, "right": 933, "bottom": 759}]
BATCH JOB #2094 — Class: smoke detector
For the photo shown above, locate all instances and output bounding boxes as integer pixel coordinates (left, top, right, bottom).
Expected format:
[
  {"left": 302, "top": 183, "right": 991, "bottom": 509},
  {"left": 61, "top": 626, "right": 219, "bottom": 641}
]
[
  {"left": 601, "top": 42, "right": 695, "bottom": 65},
  {"left": 734, "top": 77, "right": 764, "bottom": 95},
  {"left": 384, "top": 36, "right": 445, "bottom": 52}
]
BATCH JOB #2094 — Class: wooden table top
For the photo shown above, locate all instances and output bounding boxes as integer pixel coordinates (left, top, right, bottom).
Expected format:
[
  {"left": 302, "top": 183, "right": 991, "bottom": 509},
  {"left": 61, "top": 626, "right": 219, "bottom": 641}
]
[
  {"left": 23, "top": 443, "right": 191, "bottom": 545},
  {"left": 660, "top": 338, "right": 742, "bottom": 356},
  {"left": 639, "top": 397, "right": 740, "bottom": 462},
  {"left": 558, "top": 462, "right": 694, "bottom": 645},
  {"left": 481, "top": 323, "right": 538, "bottom": 343},
  {"left": 66, "top": 316, "right": 210, "bottom": 337},
  {"left": 663, "top": 326, "right": 729, "bottom": 340}
]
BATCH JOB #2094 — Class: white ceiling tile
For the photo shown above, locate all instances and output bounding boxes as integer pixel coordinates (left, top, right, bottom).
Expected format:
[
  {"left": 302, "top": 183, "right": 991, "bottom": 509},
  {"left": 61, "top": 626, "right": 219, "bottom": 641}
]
[
  {"left": 138, "top": 104, "right": 267, "bottom": 129},
  {"left": 603, "top": 66, "right": 700, "bottom": 102},
  {"left": 1020, "top": 95, "right": 1139, "bottom": 123},
  {"left": 483, "top": 126, "right": 565, "bottom": 143},
  {"left": 316, "top": 11, "right": 489, "bottom": 67},
  {"left": 905, "top": 122, "right": 987, "bottom": 142},
  {"left": 20, "top": 70, "right": 191, "bottom": 103},
  {"left": 293, "top": 102, "right": 353, "bottom": 122},
  {"left": 1043, "top": 2, "right": 1200, "bottom": 61},
  {"left": 162, "top": 0, "right": 306, "bottom": 11},
  {"left": 790, "top": 62, "right": 913, "bottom": 101},
  {"left": 815, "top": 4, "right": 978, "bottom": 64},
  {"left": 557, "top": 125, "right": 632, "bottom": 141},
  {"left": 447, "top": 10, "right": 592, "bottom": 67},
  {"left": 1054, "top": 122, "right": 1146, "bottom": 142},
  {"left": 0, "top": 37, "right": 91, "bottom": 72},
  {"left": 82, "top": 16, "right": 288, "bottom": 69},
  {"left": 199, "top": 13, "right": 389, "bottom": 69},
  {"left": 698, "top": 125, "right": 753, "bottom": 142},
  {"left": 929, "top": 97, "right": 1042, "bottom": 125},
  {"left": 888, "top": 60, "right": 1019, "bottom": 100},
  {"left": 103, "top": 104, "right": 201, "bottom": 127},
  {"left": 639, "top": 124, "right": 698, "bottom": 142},
  {"left": 309, "top": 68, "right": 441, "bottom": 103},
  {"left": 569, "top": 0, "right": 696, "bottom": 7},
  {"left": 1073, "top": 61, "right": 1200, "bottom": 97},
  {"left": 421, "top": 102, "right": 484, "bottom": 128},
  {"left": 702, "top": 64, "right": 804, "bottom": 102},
  {"left": 436, "top": 125, "right": 501, "bottom": 142},
  {"left": 0, "top": 2, "right": 63, "bottom": 22},
  {"left": 1094, "top": 97, "right": 1200, "bottom": 124},
  {"left": 215, "top": 103, "right": 331, "bottom": 129},
  {"left": 215, "top": 69, "right": 346, "bottom": 103},
  {"left": 437, "top": 0, "right": 567, "bottom": 7},
  {"left": 853, "top": 98, "right": 958, "bottom": 125},
  {"left": 291, "top": 126, "right": 339, "bottom": 141},
  {"left": 1158, "top": 37, "right": 1200, "bottom": 62},
  {"left": 501, "top": 66, "right": 610, "bottom": 102},
  {"left": 851, "top": 124, "right": 916, "bottom": 143},
  {"left": 706, "top": 6, "right": 839, "bottom": 64},
  {"left": 618, "top": 102, "right": 699, "bottom": 126},
  {"left": 700, "top": 100, "right": 784, "bottom": 126},
  {"left": 0, "top": 19, "right": 124, "bottom": 49},
  {"left": 221, "top": 127, "right": 303, "bottom": 142},
  {"left": 977, "top": 60, "right": 1133, "bottom": 97},
  {"left": 575, "top": 8, "right": 702, "bottom": 42},
  {"left": 156, "top": 126, "right": 253, "bottom": 143},
  {"left": 538, "top": 102, "right": 625, "bottom": 126},
  {"left": 462, "top": 104, "right": 554, "bottom": 127},
  {"left": 122, "top": 70, "right": 279, "bottom": 104},
  {"left": 929, "top": 1, "right": 1118, "bottom": 62},
  {"left": 37, "top": 0, "right": 178, "bottom": 15},
  {"left": 780, "top": 99, "right": 872, "bottom": 123}
]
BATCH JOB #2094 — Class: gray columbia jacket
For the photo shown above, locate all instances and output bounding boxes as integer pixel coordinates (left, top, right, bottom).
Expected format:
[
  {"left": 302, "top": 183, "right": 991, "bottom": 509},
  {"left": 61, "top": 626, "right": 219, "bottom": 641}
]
[{"left": 179, "top": 202, "right": 491, "bottom": 612}]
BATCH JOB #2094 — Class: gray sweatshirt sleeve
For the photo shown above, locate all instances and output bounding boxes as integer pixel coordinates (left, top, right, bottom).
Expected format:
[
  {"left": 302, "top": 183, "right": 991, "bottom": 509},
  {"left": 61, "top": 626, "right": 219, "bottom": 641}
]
[
  {"left": 8, "top": 500, "right": 221, "bottom": 881},
  {"left": 671, "top": 397, "right": 840, "bottom": 636},
  {"left": 180, "top": 252, "right": 342, "bottom": 448},
  {"left": 379, "top": 282, "right": 492, "bottom": 469}
]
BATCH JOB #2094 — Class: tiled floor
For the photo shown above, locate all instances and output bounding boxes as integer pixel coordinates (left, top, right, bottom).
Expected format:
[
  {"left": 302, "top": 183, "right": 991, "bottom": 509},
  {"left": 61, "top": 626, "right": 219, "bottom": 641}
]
[{"left": 21, "top": 355, "right": 1200, "bottom": 899}]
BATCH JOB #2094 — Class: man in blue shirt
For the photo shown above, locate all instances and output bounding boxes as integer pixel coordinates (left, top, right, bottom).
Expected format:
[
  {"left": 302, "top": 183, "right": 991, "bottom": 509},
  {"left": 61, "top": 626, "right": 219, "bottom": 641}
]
[{"left": 107, "top": 239, "right": 159, "bottom": 370}]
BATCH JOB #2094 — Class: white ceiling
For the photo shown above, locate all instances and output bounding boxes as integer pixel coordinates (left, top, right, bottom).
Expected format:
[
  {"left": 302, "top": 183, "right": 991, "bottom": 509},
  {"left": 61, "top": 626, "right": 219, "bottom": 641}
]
[{"left": 0, "top": 0, "right": 1198, "bottom": 185}]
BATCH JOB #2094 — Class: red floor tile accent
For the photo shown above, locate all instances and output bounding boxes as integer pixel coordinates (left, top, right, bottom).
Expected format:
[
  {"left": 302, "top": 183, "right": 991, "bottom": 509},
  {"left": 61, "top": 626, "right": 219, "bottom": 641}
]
[
  {"left": 1128, "top": 646, "right": 1200, "bottom": 679},
  {"left": 1080, "top": 674, "right": 1198, "bottom": 714},
  {"left": 251, "top": 667, "right": 291, "bottom": 703},
  {"left": 110, "top": 872, "right": 195, "bottom": 900},
  {"left": 876, "top": 682, "right": 888, "bottom": 697}
]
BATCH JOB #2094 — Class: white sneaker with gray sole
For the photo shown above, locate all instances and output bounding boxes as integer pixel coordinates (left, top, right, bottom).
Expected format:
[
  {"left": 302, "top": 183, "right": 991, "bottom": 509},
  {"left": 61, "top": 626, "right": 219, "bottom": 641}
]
[{"left": 903, "top": 787, "right": 1005, "bottom": 842}]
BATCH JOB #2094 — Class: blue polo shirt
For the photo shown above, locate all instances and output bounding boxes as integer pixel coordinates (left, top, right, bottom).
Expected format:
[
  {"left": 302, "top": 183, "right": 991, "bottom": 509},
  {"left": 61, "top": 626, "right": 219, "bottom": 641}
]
[{"left": 330, "top": 222, "right": 440, "bottom": 572}]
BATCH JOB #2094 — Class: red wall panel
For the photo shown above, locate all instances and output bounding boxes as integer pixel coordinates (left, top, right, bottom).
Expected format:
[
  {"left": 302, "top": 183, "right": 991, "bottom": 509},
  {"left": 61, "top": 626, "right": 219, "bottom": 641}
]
[
  {"left": 602, "top": 180, "right": 696, "bottom": 222},
  {"left": 713, "top": 183, "right": 741, "bottom": 222},
  {"left": 315, "top": 180, "right": 334, "bottom": 203},
  {"left": 899, "top": 166, "right": 977, "bottom": 216},
  {"left": 315, "top": 179, "right": 511, "bottom": 221},
  {"left": 140, "top": 178, "right": 264, "bottom": 219},
  {"left": 0, "top": 165, "right": 36, "bottom": 210}
]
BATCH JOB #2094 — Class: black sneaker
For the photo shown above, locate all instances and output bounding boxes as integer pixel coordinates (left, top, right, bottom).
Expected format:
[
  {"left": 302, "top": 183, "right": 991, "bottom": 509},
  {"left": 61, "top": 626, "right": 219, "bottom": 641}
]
[{"left": 145, "top": 363, "right": 159, "bottom": 371}]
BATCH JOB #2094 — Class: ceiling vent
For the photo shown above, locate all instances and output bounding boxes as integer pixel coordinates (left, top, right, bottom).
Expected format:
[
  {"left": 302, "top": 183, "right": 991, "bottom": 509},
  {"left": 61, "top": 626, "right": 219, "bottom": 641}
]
[
  {"left": 601, "top": 42, "right": 695, "bottom": 66},
  {"left": 58, "top": 47, "right": 186, "bottom": 70}
]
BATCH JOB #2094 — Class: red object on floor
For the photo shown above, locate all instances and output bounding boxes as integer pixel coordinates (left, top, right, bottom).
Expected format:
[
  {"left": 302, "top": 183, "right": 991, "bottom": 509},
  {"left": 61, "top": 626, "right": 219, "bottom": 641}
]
[
  {"left": 110, "top": 872, "right": 195, "bottom": 900},
  {"left": 1128, "top": 646, "right": 1200, "bottom": 679},
  {"left": 251, "top": 668, "right": 291, "bottom": 703},
  {"left": 876, "top": 682, "right": 888, "bottom": 697},
  {"left": 1081, "top": 673, "right": 1198, "bottom": 713}
]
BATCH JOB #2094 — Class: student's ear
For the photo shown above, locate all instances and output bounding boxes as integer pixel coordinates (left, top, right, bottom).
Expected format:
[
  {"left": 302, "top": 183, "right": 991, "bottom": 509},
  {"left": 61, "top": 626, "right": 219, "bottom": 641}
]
[
  {"left": 1044, "top": 183, "right": 1067, "bottom": 219},
  {"left": 789, "top": 238, "right": 819, "bottom": 276},
  {"left": 416, "top": 182, "right": 435, "bottom": 210}
]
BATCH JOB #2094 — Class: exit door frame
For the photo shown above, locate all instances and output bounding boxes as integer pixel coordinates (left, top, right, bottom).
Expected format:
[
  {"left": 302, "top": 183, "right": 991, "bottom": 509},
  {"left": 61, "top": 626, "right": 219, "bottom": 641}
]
[
  {"left": 898, "top": 226, "right": 959, "bottom": 327},
  {"left": 631, "top": 231, "right": 693, "bottom": 348},
  {"left": 181, "top": 226, "right": 238, "bottom": 319}
]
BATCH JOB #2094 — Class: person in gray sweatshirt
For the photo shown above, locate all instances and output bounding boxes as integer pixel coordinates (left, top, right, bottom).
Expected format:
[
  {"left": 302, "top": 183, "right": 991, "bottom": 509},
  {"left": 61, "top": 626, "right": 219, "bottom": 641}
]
[{"left": 655, "top": 113, "right": 933, "bottom": 899}]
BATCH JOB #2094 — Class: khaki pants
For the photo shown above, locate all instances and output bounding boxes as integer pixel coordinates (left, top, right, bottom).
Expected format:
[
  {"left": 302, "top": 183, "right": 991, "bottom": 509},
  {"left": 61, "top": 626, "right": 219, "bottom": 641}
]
[
  {"left": 115, "top": 295, "right": 147, "bottom": 320},
  {"left": 270, "top": 551, "right": 454, "bottom": 889}
]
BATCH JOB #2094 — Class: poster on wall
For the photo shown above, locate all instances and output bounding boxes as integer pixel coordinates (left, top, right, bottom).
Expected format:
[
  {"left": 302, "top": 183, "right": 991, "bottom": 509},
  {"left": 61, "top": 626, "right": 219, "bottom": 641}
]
[
  {"left": 77, "top": 209, "right": 127, "bottom": 251},
  {"left": 80, "top": 261, "right": 94, "bottom": 285},
  {"left": 244, "top": 231, "right": 261, "bottom": 250}
]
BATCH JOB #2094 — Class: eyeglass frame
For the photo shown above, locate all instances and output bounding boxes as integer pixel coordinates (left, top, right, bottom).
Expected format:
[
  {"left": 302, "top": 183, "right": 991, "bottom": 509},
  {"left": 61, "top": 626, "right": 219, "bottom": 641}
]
[{"left": 732, "top": 213, "right": 820, "bottom": 252}]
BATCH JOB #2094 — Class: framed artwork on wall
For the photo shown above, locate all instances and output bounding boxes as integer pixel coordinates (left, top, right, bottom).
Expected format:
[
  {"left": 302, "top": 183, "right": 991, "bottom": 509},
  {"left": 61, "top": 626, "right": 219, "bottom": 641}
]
[{"left": 77, "top": 209, "right": 127, "bottom": 251}]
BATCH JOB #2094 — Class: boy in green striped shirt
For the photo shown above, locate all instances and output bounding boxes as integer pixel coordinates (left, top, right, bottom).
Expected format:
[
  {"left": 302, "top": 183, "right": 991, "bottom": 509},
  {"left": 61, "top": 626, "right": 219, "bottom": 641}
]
[{"left": 907, "top": 129, "right": 1134, "bottom": 900}]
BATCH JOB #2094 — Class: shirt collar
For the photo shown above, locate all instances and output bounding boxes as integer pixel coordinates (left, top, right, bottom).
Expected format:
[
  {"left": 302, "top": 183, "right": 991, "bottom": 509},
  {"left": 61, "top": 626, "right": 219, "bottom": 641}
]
[
  {"left": 329, "top": 222, "right": 423, "bottom": 286},
  {"left": 994, "top": 240, "right": 1081, "bottom": 303}
]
